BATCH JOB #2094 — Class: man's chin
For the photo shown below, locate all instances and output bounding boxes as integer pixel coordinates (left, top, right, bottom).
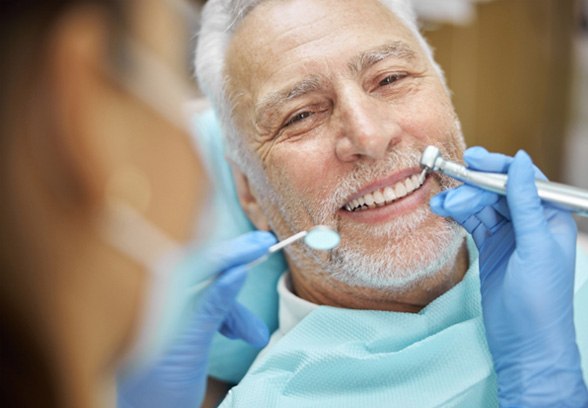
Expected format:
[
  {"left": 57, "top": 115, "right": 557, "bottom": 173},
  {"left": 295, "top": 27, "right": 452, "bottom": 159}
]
[{"left": 327, "top": 220, "right": 467, "bottom": 292}]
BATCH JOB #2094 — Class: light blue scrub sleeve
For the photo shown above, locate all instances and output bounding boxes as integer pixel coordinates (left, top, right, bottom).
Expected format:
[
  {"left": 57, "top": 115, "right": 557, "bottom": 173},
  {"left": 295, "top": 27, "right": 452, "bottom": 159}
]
[
  {"left": 574, "top": 241, "right": 588, "bottom": 385},
  {"left": 189, "top": 108, "right": 286, "bottom": 383}
]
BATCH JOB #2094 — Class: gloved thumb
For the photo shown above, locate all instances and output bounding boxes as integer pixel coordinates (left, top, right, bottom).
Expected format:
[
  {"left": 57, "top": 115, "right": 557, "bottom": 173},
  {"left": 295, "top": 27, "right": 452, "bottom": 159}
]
[{"left": 506, "top": 150, "right": 549, "bottom": 251}]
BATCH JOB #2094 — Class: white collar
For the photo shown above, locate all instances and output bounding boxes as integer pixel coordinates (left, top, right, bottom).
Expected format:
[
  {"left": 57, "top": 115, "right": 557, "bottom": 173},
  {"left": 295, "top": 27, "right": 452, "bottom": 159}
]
[{"left": 276, "top": 273, "right": 319, "bottom": 336}]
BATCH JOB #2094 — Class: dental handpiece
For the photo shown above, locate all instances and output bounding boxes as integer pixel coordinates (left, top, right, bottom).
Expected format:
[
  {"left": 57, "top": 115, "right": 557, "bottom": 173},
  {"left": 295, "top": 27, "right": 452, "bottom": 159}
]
[{"left": 420, "top": 146, "right": 588, "bottom": 218}]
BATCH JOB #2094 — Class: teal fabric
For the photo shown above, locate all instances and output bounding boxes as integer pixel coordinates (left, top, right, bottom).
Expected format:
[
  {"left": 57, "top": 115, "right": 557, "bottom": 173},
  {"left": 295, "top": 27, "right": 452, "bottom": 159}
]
[
  {"left": 220, "top": 240, "right": 588, "bottom": 407},
  {"left": 189, "top": 108, "right": 286, "bottom": 383}
]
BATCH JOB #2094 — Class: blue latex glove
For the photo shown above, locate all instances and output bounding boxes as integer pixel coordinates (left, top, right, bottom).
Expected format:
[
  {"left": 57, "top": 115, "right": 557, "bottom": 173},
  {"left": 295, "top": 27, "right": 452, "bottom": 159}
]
[
  {"left": 430, "top": 147, "right": 588, "bottom": 407},
  {"left": 117, "top": 231, "right": 277, "bottom": 408}
]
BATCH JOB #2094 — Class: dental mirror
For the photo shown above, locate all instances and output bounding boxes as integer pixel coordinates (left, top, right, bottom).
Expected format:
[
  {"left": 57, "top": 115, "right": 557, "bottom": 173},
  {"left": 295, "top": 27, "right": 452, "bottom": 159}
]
[
  {"left": 266, "top": 225, "right": 340, "bottom": 255},
  {"left": 247, "top": 225, "right": 339, "bottom": 269},
  {"left": 303, "top": 225, "right": 341, "bottom": 250},
  {"left": 190, "top": 226, "right": 340, "bottom": 294}
]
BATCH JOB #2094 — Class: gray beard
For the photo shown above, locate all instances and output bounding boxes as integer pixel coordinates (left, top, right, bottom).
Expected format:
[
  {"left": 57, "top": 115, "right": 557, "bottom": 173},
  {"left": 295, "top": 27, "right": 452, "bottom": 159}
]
[
  {"left": 327, "top": 217, "right": 467, "bottom": 291},
  {"left": 286, "top": 203, "right": 467, "bottom": 293}
]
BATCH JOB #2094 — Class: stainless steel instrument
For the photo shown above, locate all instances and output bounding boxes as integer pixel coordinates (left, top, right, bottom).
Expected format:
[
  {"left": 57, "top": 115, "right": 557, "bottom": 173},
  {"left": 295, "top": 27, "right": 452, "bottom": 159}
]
[{"left": 420, "top": 145, "right": 588, "bottom": 217}]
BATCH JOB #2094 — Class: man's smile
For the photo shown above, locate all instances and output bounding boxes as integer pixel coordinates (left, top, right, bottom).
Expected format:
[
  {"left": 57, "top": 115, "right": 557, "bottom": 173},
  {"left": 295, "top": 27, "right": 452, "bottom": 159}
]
[{"left": 343, "top": 169, "right": 427, "bottom": 212}]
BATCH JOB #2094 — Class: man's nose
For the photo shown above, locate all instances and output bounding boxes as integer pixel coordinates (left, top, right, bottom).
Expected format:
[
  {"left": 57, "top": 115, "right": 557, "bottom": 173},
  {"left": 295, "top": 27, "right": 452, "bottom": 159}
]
[{"left": 334, "top": 92, "right": 402, "bottom": 162}]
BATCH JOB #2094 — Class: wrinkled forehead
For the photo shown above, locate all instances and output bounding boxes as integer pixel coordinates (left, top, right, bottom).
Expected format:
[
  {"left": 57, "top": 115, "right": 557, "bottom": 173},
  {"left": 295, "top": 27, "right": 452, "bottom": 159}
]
[{"left": 224, "top": 0, "right": 424, "bottom": 114}]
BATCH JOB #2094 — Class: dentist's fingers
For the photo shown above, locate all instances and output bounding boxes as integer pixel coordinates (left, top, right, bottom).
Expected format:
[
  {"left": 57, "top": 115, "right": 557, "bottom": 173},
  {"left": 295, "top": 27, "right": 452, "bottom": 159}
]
[
  {"left": 463, "top": 146, "right": 513, "bottom": 173},
  {"left": 506, "top": 151, "right": 554, "bottom": 255},
  {"left": 205, "top": 231, "right": 277, "bottom": 272},
  {"left": 464, "top": 146, "right": 547, "bottom": 180},
  {"left": 431, "top": 184, "right": 510, "bottom": 247},
  {"left": 219, "top": 302, "right": 269, "bottom": 348},
  {"left": 195, "top": 265, "right": 248, "bottom": 331},
  {"left": 430, "top": 185, "right": 501, "bottom": 221}
]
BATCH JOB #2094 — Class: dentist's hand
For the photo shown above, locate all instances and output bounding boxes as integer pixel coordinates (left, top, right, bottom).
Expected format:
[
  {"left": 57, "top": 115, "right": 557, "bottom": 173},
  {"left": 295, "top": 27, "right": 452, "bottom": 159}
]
[
  {"left": 431, "top": 147, "right": 588, "bottom": 407},
  {"left": 117, "top": 231, "right": 276, "bottom": 408}
]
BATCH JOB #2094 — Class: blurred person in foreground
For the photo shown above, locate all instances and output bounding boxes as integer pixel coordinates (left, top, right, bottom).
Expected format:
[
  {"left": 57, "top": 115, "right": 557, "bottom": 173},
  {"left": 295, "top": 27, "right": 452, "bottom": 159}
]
[{"left": 0, "top": 1, "right": 276, "bottom": 407}]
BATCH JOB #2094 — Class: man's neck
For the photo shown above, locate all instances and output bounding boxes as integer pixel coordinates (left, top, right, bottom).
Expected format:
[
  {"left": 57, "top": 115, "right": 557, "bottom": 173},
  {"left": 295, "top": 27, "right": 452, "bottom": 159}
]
[{"left": 289, "top": 240, "right": 469, "bottom": 313}]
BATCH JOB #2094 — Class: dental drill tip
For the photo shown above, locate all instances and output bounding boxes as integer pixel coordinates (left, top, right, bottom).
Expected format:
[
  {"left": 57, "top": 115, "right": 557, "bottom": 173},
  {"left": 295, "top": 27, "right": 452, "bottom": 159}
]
[{"left": 420, "top": 146, "right": 441, "bottom": 171}]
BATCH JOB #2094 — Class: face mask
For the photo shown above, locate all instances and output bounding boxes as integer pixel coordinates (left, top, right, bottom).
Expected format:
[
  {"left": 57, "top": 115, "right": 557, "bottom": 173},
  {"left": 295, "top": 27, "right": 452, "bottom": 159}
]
[
  {"left": 100, "top": 201, "right": 218, "bottom": 376},
  {"left": 98, "top": 34, "right": 220, "bottom": 375}
]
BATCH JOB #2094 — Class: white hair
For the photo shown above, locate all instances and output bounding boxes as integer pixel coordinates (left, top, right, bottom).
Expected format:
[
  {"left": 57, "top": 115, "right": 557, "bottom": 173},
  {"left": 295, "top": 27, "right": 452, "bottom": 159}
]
[{"left": 194, "top": 0, "right": 446, "bottom": 175}]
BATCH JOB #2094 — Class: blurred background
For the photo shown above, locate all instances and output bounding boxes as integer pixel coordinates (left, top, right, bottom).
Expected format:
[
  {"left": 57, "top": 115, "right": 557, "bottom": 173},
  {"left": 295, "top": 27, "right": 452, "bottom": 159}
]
[
  {"left": 415, "top": 0, "right": 588, "bottom": 232},
  {"left": 191, "top": 0, "right": 588, "bottom": 232}
]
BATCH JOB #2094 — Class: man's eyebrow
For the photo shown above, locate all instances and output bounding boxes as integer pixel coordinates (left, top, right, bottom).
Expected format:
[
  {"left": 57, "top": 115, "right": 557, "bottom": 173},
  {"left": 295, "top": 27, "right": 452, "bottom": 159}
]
[
  {"left": 255, "top": 76, "right": 326, "bottom": 122},
  {"left": 348, "top": 41, "right": 416, "bottom": 75}
]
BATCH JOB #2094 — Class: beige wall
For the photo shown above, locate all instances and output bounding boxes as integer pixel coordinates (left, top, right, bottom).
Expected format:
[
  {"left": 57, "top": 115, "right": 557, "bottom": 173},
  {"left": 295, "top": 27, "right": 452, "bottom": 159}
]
[{"left": 424, "top": 0, "right": 575, "bottom": 181}]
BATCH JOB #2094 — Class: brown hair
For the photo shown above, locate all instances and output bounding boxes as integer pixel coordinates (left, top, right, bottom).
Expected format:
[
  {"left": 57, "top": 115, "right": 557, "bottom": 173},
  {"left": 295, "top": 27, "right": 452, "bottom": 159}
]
[{"left": 0, "top": 2, "right": 125, "bottom": 406}]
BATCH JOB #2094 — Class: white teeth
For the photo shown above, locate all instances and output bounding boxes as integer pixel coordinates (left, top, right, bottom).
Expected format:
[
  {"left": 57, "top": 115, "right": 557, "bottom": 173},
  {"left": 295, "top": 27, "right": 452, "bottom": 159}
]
[
  {"left": 394, "top": 182, "right": 407, "bottom": 198},
  {"left": 404, "top": 177, "right": 415, "bottom": 192},
  {"left": 373, "top": 191, "right": 385, "bottom": 206},
  {"left": 344, "top": 172, "right": 427, "bottom": 212},
  {"left": 383, "top": 186, "right": 396, "bottom": 202}
]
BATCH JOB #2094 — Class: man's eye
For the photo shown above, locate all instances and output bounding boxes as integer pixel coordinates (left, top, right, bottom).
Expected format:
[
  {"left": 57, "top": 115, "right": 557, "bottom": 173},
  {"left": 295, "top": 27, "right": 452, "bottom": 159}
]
[
  {"left": 379, "top": 73, "right": 406, "bottom": 87},
  {"left": 284, "top": 111, "right": 312, "bottom": 127}
]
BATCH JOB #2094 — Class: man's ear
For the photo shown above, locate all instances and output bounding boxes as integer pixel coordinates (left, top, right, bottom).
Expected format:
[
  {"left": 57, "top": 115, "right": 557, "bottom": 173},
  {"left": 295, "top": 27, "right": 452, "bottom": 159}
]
[{"left": 230, "top": 163, "right": 271, "bottom": 231}]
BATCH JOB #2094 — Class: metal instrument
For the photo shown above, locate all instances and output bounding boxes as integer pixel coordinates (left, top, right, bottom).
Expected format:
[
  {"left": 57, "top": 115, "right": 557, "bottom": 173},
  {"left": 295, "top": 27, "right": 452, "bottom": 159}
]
[
  {"left": 420, "top": 145, "right": 588, "bottom": 217},
  {"left": 190, "top": 225, "right": 340, "bottom": 294}
]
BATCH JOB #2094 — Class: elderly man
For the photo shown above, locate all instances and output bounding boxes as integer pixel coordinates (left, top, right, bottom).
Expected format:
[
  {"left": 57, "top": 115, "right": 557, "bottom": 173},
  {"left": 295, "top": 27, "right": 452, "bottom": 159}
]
[{"left": 195, "top": 0, "right": 588, "bottom": 406}]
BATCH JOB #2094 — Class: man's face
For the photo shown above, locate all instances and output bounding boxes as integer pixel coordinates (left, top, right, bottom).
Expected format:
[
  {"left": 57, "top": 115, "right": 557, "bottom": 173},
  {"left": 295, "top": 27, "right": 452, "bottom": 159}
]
[{"left": 226, "top": 0, "right": 466, "bottom": 290}]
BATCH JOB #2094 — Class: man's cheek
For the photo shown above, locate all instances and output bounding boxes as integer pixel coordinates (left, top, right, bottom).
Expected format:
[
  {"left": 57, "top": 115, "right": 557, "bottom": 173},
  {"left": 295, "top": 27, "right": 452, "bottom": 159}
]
[{"left": 276, "top": 164, "right": 315, "bottom": 194}]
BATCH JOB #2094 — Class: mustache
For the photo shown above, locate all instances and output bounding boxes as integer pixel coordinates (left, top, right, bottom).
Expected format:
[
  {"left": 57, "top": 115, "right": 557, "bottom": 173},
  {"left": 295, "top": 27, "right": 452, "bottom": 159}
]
[
  {"left": 305, "top": 145, "right": 462, "bottom": 222},
  {"left": 330, "top": 148, "right": 427, "bottom": 209}
]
